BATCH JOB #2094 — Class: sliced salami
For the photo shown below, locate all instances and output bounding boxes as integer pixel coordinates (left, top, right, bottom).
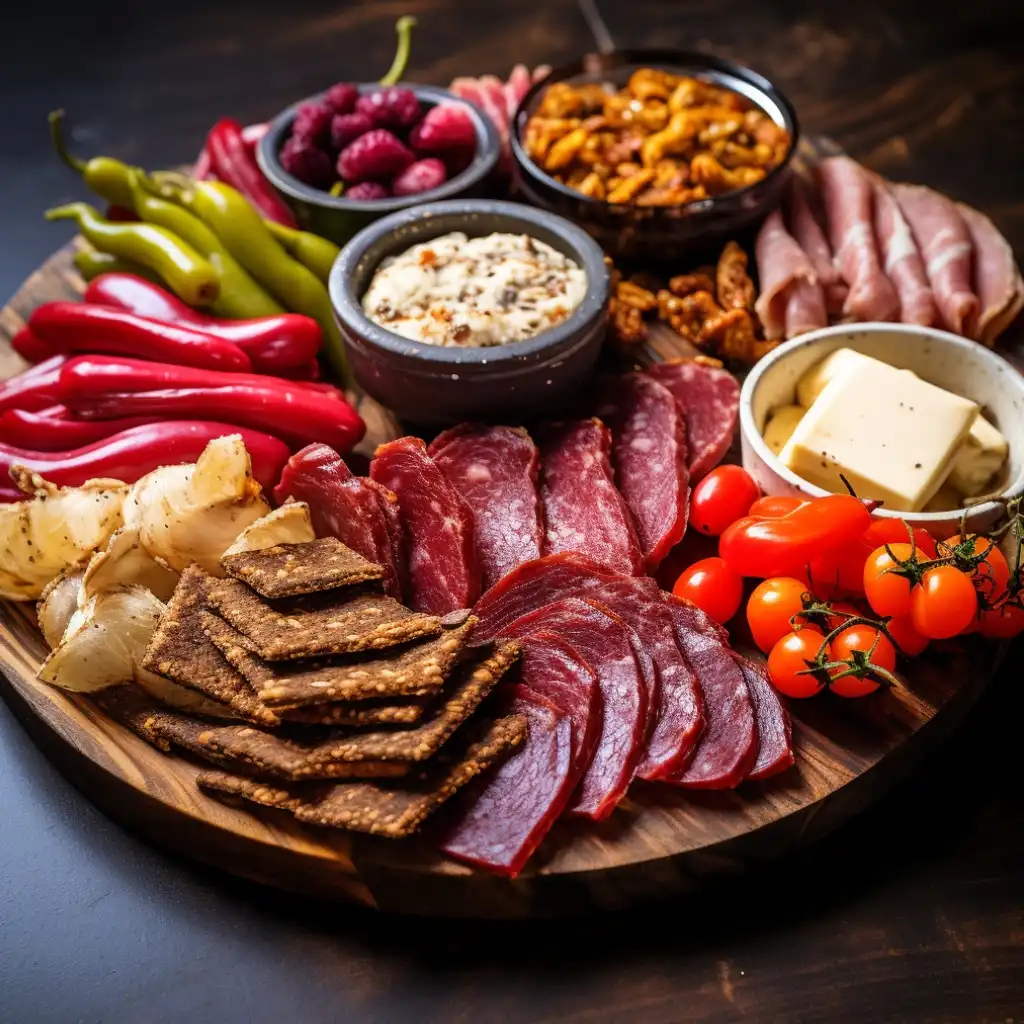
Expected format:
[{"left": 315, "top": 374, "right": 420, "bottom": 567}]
[
  {"left": 735, "top": 656, "right": 794, "bottom": 780},
  {"left": 644, "top": 359, "right": 740, "bottom": 481},
  {"left": 538, "top": 419, "right": 644, "bottom": 576},
  {"left": 428, "top": 424, "right": 544, "bottom": 590},
  {"left": 370, "top": 436, "right": 481, "bottom": 615},
  {"left": 595, "top": 373, "right": 689, "bottom": 572}
]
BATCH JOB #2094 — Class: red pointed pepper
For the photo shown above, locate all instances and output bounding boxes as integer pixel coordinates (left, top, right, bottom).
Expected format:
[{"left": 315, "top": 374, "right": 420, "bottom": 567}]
[
  {"left": 0, "top": 355, "right": 67, "bottom": 413},
  {"left": 0, "top": 407, "right": 161, "bottom": 451}
]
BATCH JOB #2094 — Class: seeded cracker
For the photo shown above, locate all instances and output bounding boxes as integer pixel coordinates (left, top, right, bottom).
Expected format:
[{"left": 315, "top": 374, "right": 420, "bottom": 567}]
[
  {"left": 94, "top": 685, "right": 171, "bottom": 750},
  {"left": 281, "top": 701, "right": 427, "bottom": 727},
  {"left": 220, "top": 537, "right": 383, "bottom": 599},
  {"left": 142, "top": 567, "right": 280, "bottom": 727},
  {"left": 207, "top": 578, "right": 442, "bottom": 660},
  {"left": 197, "top": 713, "right": 527, "bottom": 837}
]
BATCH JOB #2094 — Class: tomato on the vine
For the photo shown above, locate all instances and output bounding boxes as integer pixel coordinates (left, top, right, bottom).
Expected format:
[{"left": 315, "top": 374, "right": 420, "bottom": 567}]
[
  {"left": 978, "top": 601, "right": 1024, "bottom": 638},
  {"left": 767, "top": 630, "right": 829, "bottom": 698},
  {"left": 910, "top": 565, "right": 978, "bottom": 639},
  {"left": 886, "top": 615, "right": 930, "bottom": 656},
  {"left": 746, "top": 576, "right": 813, "bottom": 653},
  {"left": 863, "top": 543, "right": 916, "bottom": 617},
  {"left": 672, "top": 557, "right": 744, "bottom": 624},
  {"left": 689, "top": 465, "right": 761, "bottom": 536},
  {"left": 825, "top": 600, "right": 861, "bottom": 632},
  {"left": 940, "top": 533, "right": 1010, "bottom": 606},
  {"left": 828, "top": 624, "right": 896, "bottom": 697}
]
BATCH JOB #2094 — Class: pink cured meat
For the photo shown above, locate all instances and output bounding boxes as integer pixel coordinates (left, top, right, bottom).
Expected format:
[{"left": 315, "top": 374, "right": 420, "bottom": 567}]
[
  {"left": 819, "top": 157, "right": 900, "bottom": 322},
  {"left": 644, "top": 360, "right": 740, "bottom": 481},
  {"left": 538, "top": 419, "right": 644, "bottom": 576},
  {"left": 428, "top": 424, "right": 543, "bottom": 590},
  {"left": 472, "top": 553, "right": 706, "bottom": 779},
  {"left": 754, "top": 209, "right": 828, "bottom": 340},
  {"left": 788, "top": 178, "right": 847, "bottom": 314},
  {"left": 595, "top": 373, "right": 689, "bottom": 572},
  {"left": 957, "top": 202, "right": 1024, "bottom": 345},
  {"left": 491, "top": 597, "right": 651, "bottom": 819},
  {"left": 891, "top": 183, "right": 978, "bottom": 337},
  {"left": 871, "top": 179, "right": 937, "bottom": 327},
  {"left": 273, "top": 444, "right": 403, "bottom": 598},
  {"left": 734, "top": 656, "right": 794, "bottom": 780},
  {"left": 440, "top": 685, "right": 574, "bottom": 877},
  {"left": 370, "top": 436, "right": 481, "bottom": 614}
]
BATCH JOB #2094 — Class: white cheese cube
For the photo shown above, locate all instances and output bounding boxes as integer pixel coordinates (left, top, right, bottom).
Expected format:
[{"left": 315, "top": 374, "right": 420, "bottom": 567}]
[
  {"left": 948, "top": 414, "right": 1009, "bottom": 497},
  {"left": 763, "top": 405, "right": 805, "bottom": 456},
  {"left": 796, "top": 347, "right": 917, "bottom": 409}
]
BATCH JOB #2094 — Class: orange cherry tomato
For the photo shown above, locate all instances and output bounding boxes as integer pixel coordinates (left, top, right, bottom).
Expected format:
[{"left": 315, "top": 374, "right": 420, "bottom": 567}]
[
  {"left": 808, "top": 545, "right": 868, "bottom": 599},
  {"left": 689, "top": 465, "right": 761, "bottom": 536},
  {"left": 672, "top": 556, "right": 744, "bottom": 625},
  {"left": 746, "top": 576, "right": 813, "bottom": 653},
  {"left": 940, "top": 533, "right": 1011, "bottom": 606},
  {"left": 886, "top": 615, "right": 930, "bottom": 656},
  {"left": 747, "top": 495, "right": 807, "bottom": 519},
  {"left": 978, "top": 601, "right": 1024, "bottom": 639},
  {"left": 825, "top": 600, "right": 862, "bottom": 632},
  {"left": 767, "top": 630, "right": 829, "bottom": 698},
  {"left": 910, "top": 565, "right": 978, "bottom": 639},
  {"left": 828, "top": 624, "right": 896, "bottom": 697},
  {"left": 863, "top": 543, "right": 916, "bottom": 618}
]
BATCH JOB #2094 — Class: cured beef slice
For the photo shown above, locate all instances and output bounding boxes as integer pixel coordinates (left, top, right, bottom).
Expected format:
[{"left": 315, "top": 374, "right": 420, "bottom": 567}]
[
  {"left": 957, "top": 202, "right": 1024, "bottom": 345},
  {"left": 735, "top": 655, "right": 794, "bottom": 780},
  {"left": 595, "top": 373, "right": 689, "bottom": 572},
  {"left": 644, "top": 359, "right": 740, "bottom": 482},
  {"left": 439, "top": 685, "right": 575, "bottom": 877},
  {"left": 537, "top": 419, "right": 643, "bottom": 576},
  {"left": 428, "top": 424, "right": 544, "bottom": 589},
  {"left": 477, "top": 596, "right": 651, "bottom": 819},
  {"left": 370, "top": 436, "right": 482, "bottom": 614},
  {"left": 472, "top": 553, "right": 704, "bottom": 780},
  {"left": 274, "top": 444, "right": 404, "bottom": 599}
]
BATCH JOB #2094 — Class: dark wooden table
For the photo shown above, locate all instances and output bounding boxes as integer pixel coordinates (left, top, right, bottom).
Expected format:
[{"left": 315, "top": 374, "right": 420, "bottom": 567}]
[{"left": 3, "top": 1, "right": 1023, "bottom": 1020}]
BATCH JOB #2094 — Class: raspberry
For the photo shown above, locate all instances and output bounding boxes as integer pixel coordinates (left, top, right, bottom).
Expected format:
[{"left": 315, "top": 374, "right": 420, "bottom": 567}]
[
  {"left": 392, "top": 158, "right": 448, "bottom": 197},
  {"left": 324, "top": 82, "right": 359, "bottom": 116},
  {"left": 291, "top": 102, "right": 332, "bottom": 145},
  {"left": 279, "top": 136, "right": 334, "bottom": 188},
  {"left": 337, "top": 129, "right": 413, "bottom": 183},
  {"left": 355, "top": 87, "right": 422, "bottom": 132},
  {"left": 409, "top": 103, "right": 477, "bottom": 152},
  {"left": 346, "top": 181, "right": 391, "bottom": 201},
  {"left": 330, "top": 112, "right": 374, "bottom": 152}
]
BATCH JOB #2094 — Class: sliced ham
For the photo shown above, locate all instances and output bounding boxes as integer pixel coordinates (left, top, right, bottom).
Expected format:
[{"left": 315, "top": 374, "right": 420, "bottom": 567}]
[
  {"left": 735, "top": 656, "right": 794, "bottom": 780},
  {"left": 957, "top": 202, "right": 1024, "bottom": 345},
  {"left": 784, "top": 278, "right": 830, "bottom": 339},
  {"left": 787, "top": 178, "right": 847, "bottom": 314},
  {"left": 890, "top": 183, "right": 978, "bottom": 336},
  {"left": 819, "top": 156, "right": 900, "bottom": 322},
  {"left": 754, "top": 209, "right": 827, "bottom": 340}
]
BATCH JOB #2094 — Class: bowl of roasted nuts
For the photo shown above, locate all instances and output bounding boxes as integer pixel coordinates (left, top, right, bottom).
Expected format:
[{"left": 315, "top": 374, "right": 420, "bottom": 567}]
[{"left": 511, "top": 50, "right": 799, "bottom": 261}]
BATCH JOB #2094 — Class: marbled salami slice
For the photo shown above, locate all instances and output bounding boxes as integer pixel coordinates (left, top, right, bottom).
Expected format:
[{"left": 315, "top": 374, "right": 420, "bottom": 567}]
[
  {"left": 596, "top": 373, "right": 689, "bottom": 572},
  {"left": 429, "top": 424, "right": 543, "bottom": 590},
  {"left": 645, "top": 359, "right": 740, "bottom": 481},
  {"left": 735, "top": 655, "right": 794, "bottom": 780},
  {"left": 440, "top": 685, "right": 574, "bottom": 877},
  {"left": 538, "top": 419, "right": 644, "bottom": 576},
  {"left": 370, "top": 437, "right": 481, "bottom": 615}
]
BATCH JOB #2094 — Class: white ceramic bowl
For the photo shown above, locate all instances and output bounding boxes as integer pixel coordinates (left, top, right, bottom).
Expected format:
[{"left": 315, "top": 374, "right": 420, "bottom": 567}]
[{"left": 739, "top": 323, "right": 1024, "bottom": 537}]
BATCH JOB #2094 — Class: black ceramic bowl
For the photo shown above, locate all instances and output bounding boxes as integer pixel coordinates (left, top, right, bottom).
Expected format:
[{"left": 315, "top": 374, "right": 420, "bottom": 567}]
[
  {"left": 329, "top": 199, "right": 610, "bottom": 425},
  {"left": 510, "top": 49, "right": 800, "bottom": 263},
  {"left": 257, "top": 84, "right": 500, "bottom": 246}
]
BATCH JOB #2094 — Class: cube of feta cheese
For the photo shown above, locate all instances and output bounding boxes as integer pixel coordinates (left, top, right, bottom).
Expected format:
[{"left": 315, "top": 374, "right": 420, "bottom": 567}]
[{"left": 948, "top": 414, "right": 1009, "bottom": 497}]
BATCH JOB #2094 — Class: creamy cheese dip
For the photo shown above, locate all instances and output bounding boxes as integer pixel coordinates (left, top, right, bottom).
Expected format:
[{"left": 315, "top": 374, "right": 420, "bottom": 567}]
[{"left": 361, "top": 232, "right": 588, "bottom": 347}]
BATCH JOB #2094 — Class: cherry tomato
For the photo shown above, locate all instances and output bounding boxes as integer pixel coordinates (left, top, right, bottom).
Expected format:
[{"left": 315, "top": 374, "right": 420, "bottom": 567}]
[
  {"left": 825, "top": 600, "right": 862, "bottom": 632},
  {"left": 864, "top": 519, "right": 938, "bottom": 559},
  {"left": 940, "top": 533, "right": 1010, "bottom": 606},
  {"left": 746, "top": 576, "right": 812, "bottom": 653},
  {"left": 886, "top": 615, "right": 930, "bottom": 656},
  {"left": 808, "top": 545, "right": 868, "bottom": 599},
  {"left": 828, "top": 625, "right": 896, "bottom": 697},
  {"left": 978, "top": 601, "right": 1024, "bottom": 639},
  {"left": 910, "top": 565, "right": 978, "bottom": 639},
  {"left": 863, "top": 543, "right": 916, "bottom": 618},
  {"left": 672, "top": 557, "right": 744, "bottom": 624},
  {"left": 690, "top": 466, "right": 761, "bottom": 536},
  {"left": 767, "top": 630, "right": 829, "bottom": 698},
  {"left": 748, "top": 495, "right": 807, "bottom": 519}
]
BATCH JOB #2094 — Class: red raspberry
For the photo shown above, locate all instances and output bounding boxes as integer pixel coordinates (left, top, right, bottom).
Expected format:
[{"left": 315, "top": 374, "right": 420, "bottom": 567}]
[
  {"left": 291, "top": 102, "right": 332, "bottom": 145},
  {"left": 392, "top": 158, "right": 448, "bottom": 197},
  {"left": 355, "top": 87, "right": 422, "bottom": 132},
  {"left": 346, "top": 181, "right": 391, "bottom": 201},
  {"left": 337, "top": 129, "right": 413, "bottom": 183},
  {"left": 409, "top": 104, "right": 476, "bottom": 152},
  {"left": 324, "top": 82, "right": 359, "bottom": 115},
  {"left": 330, "top": 112, "right": 374, "bottom": 152},
  {"left": 279, "top": 136, "right": 334, "bottom": 188}
]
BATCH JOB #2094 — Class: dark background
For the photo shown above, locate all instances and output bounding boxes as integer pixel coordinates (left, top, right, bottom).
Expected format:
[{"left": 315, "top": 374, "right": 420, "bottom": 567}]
[{"left": 2, "top": 2, "right": 1023, "bottom": 1021}]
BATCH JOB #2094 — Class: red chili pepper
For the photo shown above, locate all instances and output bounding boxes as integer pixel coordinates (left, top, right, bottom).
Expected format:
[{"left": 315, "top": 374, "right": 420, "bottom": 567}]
[
  {"left": 83, "top": 274, "right": 321, "bottom": 373},
  {"left": 193, "top": 146, "right": 213, "bottom": 180},
  {"left": 0, "top": 420, "right": 290, "bottom": 497},
  {"left": 276, "top": 357, "right": 321, "bottom": 382},
  {"left": 0, "top": 355, "right": 67, "bottom": 413},
  {"left": 205, "top": 118, "right": 297, "bottom": 227},
  {"left": 0, "top": 407, "right": 161, "bottom": 451},
  {"left": 719, "top": 494, "right": 873, "bottom": 579},
  {"left": 11, "top": 328, "right": 54, "bottom": 364}
]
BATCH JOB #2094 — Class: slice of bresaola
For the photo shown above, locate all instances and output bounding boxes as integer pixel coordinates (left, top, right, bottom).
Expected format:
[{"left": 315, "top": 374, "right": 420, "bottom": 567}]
[
  {"left": 595, "top": 373, "right": 689, "bottom": 572},
  {"left": 370, "top": 436, "right": 481, "bottom": 615},
  {"left": 428, "top": 424, "right": 543, "bottom": 590},
  {"left": 538, "top": 419, "right": 643, "bottom": 576},
  {"left": 734, "top": 655, "right": 794, "bottom": 780},
  {"left": 274, "top": 444, "right": 404, "bottom": 599}
]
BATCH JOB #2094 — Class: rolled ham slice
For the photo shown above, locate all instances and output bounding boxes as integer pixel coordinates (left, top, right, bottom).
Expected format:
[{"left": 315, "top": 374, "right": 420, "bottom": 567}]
[
  {"left": 890, "top": 183, "right": 978, "bottom": 337},
  {"left": 872, "top": 179, "right": 937, "bottom": 327},
  {"left": 957, "top": 202, "right": 1024, "bottom": 345},
  {"left": 787, "top": 178, "right": 847, "bottom": 315},
  {"left": 819, "top": 156, "right": 900, "bottom": 322}
]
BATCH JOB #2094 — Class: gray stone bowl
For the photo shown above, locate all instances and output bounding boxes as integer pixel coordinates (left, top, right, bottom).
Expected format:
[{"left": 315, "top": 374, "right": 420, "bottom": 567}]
[{"left": 329, "top": 199, "right": 610, "bottom": 425}]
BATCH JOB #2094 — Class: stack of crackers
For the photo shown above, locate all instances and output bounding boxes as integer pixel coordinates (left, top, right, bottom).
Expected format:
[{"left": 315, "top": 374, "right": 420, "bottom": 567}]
[{"left": 98, "top": 537, "right": 526, "bottom": 839}]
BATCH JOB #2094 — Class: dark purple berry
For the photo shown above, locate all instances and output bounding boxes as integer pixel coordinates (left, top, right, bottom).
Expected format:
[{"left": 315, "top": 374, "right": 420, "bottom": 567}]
[
  {"left": 355, "top": 87, "right": 422, "bottom": 132},
  {"left": 345, "top": 181, "right": 391, "bottom": 201},
  {"left": 291, "top": 101, "right": 332, "bottom": 145},
  {"left": 324, "top": 82, "right": 359, "bottom": 115},
  {"left": 409, "top": 104, "right": 477, "bottom": 152},
  {"left": 337, "top": 129, "right": 414, "bottom": 183},
  {"left": 391, "top": 158, "right": 448, "bottom": 197},
  {"left": 330, "top": 112, "right": 374, "bottom": 152},
  {"left": 279, "top": 136, "right": 334, "bottom": 188}
]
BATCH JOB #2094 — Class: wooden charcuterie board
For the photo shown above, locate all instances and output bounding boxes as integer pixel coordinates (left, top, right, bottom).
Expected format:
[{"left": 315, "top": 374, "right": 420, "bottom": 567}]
[{"left": 0, "top": 241, "right": 1004, "bottom": 918}]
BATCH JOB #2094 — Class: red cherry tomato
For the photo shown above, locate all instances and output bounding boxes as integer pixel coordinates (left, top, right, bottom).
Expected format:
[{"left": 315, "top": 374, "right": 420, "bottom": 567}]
[
  {"left": 978, "top": 601, "right": 1024, "bottom": 639},
  {"left": 864, "top": 519, "right": 938, "bottom": 559},
  {"left": 689, "top": 465, "right": 761, "bottom": 536},
  {"left": 808, "top": 544, "right": 869, "bottom": 600},
  {"left": 828, "top": 625, "right": 896, "bottom": 697},
  {"left": 767, "top": 630, "right": 829, "bottom": 698},
  {"left": 748, "top": 495, "right": 807, "bottom": 519},
  {"left": 746, "top": 576, "right": 813, "bottom": 653},
  {"left": 939, "top": 533, "right": 1011, "bottom": 606},
  {"left": 672, "top": 556, "right": 744, "bottom": 625},
  {"left": 863, "top": 543, "right": 916, "bottom": 618},
  {"left": 886, "top": 615, "right": 930, "bottom": 656},
  {"left": 825, "top": 600, "right": 862, "bottom": 632},
  {"left": 910, "top": 565, "right": 978, "bottom": 639}
]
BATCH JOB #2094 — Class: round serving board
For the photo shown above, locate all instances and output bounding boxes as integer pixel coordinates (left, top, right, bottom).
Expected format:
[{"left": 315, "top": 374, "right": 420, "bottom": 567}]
[{"left": 0, "top": 242, "right": 1005, "bottom": 918}]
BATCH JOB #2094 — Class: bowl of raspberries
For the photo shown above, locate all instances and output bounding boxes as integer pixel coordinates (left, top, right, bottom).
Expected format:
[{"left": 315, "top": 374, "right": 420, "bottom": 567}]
[{"left": 258, "top": 82, "right": 500, "bottom": 244}]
